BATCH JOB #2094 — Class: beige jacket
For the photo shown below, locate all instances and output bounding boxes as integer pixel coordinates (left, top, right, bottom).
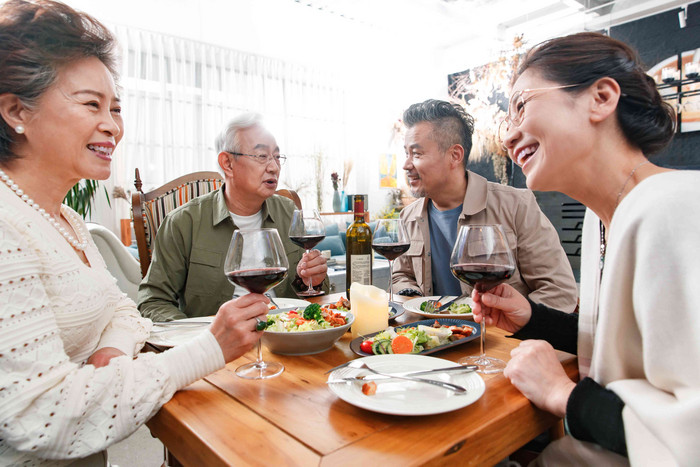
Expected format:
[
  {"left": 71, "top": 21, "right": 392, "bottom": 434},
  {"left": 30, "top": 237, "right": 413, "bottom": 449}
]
[{"left": 393, "top": 171, "right": 578, "bottom": 312}]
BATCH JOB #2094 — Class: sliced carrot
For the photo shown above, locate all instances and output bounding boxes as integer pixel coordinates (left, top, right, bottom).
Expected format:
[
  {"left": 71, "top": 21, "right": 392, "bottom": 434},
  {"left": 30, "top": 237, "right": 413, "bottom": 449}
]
[{"left": 391, "top": 335, "right": 414, "bottom": 354}]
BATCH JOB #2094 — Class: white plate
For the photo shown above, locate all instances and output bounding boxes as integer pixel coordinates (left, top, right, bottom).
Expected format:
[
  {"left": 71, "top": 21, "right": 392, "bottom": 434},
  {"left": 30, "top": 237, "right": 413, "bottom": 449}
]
[
  {"left": 148, "top": 317, "right": 213, "bottom": 348},
  {"left": 269, "top": 297, "right": 312, "bottom": 309},
  {"left": 403, "top": 296, "right": 474, "bottom": 319},
  {"left": 327, "top": 354, "right": 485, "bottom": 416}
]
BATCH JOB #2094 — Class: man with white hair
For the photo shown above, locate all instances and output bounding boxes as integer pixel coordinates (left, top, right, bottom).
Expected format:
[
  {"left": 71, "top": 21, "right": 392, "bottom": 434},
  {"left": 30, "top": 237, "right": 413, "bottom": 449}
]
[{"left": 138, "top": 113, "right": 328, "bottom": 322}]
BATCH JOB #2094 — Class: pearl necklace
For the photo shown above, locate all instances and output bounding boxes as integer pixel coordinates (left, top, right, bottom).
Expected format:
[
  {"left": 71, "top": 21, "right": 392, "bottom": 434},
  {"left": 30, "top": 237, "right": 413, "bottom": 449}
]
[{"left": 0, "top": 168, "right": 88, "bottom": 251}]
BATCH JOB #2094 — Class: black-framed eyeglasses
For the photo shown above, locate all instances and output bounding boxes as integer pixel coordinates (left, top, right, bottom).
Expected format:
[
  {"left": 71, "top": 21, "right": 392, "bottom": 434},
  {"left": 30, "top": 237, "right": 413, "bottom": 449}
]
[
  {"left": 498, "top": 83, "right": 583, "bottom": 149},
  {"left": 226, "top": 151, "right": 287, "bottom": 166}
]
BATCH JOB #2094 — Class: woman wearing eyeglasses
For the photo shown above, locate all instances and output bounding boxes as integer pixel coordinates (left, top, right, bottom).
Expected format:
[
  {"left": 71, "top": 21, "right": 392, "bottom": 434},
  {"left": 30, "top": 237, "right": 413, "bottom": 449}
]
[{"left": 473, "top": 32, "right": 700, "bottom": 464}]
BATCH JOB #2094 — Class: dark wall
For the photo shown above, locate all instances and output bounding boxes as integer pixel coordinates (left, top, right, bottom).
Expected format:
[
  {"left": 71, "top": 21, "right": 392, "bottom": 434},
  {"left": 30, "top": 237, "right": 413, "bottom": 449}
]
[{"left": 612, "top": 2, "right": 700, "bottom": 168}]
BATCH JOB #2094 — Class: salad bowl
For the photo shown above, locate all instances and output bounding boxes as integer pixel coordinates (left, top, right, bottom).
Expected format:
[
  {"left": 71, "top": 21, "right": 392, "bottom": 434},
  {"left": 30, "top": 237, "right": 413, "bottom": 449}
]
[{"left": 262, "top": 309, "right": 353, "bottom": 356}]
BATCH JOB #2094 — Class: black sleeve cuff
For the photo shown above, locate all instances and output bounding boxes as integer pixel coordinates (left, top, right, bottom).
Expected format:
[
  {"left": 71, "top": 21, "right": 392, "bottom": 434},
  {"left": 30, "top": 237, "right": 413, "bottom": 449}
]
[
  {"left": 509, "top": 298, "right": 578, "bottom": 354},
  {"left": 566, "top": 377, "right": 628, "bottom": 457}
]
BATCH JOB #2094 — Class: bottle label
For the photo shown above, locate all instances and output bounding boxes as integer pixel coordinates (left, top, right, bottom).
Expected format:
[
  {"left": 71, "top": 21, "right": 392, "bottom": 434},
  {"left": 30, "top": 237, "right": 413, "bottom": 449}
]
[{"left": 349, "top": 254, "right": 371, "bottom": 284}]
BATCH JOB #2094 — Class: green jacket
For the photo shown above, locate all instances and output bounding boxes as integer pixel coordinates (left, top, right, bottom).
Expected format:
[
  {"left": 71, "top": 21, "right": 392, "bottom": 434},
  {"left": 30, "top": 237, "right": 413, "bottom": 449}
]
[{"left": 138, "top": 186, "right": 327, "bottom": 321}]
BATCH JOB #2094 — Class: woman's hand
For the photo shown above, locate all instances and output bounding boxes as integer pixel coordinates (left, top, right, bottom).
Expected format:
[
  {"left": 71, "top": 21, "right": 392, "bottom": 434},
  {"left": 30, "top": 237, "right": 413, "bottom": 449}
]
[
  {"left": 504, "top": 340, "right": 576, "bottom": 417},
  {"left": 209, "top": 294, "right": 269, "bottom": 363},
  {"left": 471, "top": 283, "right": 532, "bottom": 333},
  {"left": 87, "top": 347, "right": 126, "bottom": 368},
  {"left": 296, "top": 250, "right": 328, "bottom": 287}
]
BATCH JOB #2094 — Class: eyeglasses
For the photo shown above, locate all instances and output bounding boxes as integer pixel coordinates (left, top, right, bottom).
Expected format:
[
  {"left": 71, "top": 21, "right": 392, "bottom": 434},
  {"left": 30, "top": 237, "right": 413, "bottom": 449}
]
[
  {"left": 226, "top": 151, "right": 287, "bottom": 166},
  {"left": 497, "top": 83, "right": 583, "bottom": 149}
]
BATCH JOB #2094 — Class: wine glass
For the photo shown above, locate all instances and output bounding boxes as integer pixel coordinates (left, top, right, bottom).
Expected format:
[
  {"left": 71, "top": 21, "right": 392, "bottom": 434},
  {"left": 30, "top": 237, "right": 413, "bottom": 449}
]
[
  {"left": 450, "top": 224, "right": 515, "bottom": 374},
  {"left": 371, "top": 218, "right": 410, "bottom": 304},
  {"left": 288, "top": 209, "right": 326, "bottom": 297},
  {"left": 224, "top": 228, "right": 289, "bottom": 379}
]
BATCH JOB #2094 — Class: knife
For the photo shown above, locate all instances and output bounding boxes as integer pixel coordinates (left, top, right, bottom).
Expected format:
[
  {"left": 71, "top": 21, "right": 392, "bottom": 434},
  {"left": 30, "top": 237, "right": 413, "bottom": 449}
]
[
  {"left": 436, "top": 293, "right": 469, "bottom": 312},
  {"left": 326, "top": 364, "right": 477, "bottom": 383}
]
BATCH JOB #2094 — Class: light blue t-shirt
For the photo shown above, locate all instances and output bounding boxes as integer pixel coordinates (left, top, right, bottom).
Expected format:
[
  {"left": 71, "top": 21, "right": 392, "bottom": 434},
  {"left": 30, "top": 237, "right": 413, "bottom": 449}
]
[{"left": 428, "top": 200, "right": 463, "bottom": 296}]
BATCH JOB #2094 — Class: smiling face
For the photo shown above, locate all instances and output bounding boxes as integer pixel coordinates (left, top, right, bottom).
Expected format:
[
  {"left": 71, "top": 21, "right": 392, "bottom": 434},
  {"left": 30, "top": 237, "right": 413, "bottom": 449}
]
[
  {"left": 403, "top": 121, "right": 454, "bottom": 198},
  {"left": 502, "top": 69, "right": 592, "bottom": 192},
  {"left": 21, "top": 56, "right": 122, "bottom": 182},
  {"left": 228, "top": 124, "right": 281, "bottom": 202}
]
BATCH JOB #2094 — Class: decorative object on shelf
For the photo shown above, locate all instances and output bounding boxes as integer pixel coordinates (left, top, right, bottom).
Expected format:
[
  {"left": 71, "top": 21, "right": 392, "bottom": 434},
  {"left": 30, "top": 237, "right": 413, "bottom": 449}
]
[
  {"left": 448, "top": 35, "right": 526, "bottom": 185},
  {"left": 341, "top": 159, "right": 353, "bottom": 211},
  {"left": 650, "top": 50, "right": 700, "bottom": 133},
  {"left": 331, "top": 172, "right": 342, "bottom": 212}
]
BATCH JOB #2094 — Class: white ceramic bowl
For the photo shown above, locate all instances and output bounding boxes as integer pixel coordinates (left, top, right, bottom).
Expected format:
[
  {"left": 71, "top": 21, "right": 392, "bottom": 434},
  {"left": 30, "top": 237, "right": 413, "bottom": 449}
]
[{"left": 261, "top": 310, "right": 353, "bottom": 356}]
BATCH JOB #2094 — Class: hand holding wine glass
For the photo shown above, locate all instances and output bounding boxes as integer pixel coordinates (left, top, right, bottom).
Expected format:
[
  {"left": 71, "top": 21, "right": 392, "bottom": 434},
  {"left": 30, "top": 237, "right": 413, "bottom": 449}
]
[
  {"left": 224, "top": 228, "right": 289, "bottom": 379},
  {"left": 450, "top": 224, "right": 515, "bottom": 374},
  {"left": 288, "top": 209, "right": 326, "bottom": 297},
  {"left": 371, "top": 218, "right": 410, "bottom": 304},
  {"left": 471, "top": 283, "right": 532, "bottom": 333}
]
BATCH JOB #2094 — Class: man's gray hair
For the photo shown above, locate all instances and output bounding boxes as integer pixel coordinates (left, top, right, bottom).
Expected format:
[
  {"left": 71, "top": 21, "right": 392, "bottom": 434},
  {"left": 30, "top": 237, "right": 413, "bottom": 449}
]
[{"left": 215, "top": 113, "right": 263, "bottom": 154}]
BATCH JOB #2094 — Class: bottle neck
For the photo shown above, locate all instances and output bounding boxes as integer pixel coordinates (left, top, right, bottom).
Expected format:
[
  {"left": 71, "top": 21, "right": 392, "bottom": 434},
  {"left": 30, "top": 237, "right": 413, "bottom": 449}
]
[{"left": 353, "top": 198, "right": 365, "bottom": 222}]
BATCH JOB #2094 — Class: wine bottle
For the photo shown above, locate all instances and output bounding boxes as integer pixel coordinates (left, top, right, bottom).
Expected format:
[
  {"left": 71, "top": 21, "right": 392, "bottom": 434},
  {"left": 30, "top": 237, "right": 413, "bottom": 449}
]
[{"left": 346, "top": 195, "right": 372, "bottom": 298}]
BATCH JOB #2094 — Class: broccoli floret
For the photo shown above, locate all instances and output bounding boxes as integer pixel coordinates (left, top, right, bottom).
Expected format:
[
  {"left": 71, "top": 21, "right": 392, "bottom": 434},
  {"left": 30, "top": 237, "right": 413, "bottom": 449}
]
[{"left": 303, "top": 303, "right": 323, "bottom": 323}]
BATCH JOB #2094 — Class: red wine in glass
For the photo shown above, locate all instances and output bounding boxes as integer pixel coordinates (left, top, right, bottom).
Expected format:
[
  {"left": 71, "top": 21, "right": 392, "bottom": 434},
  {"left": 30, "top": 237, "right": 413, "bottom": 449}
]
[
  {"left": 289, "top": 235, "right": 326, "bottom": 251},
  {"left": 288, "top": 209, "right": 326, "bottom": 297},
  {"left": 450, "top": 263, "right": 515, "bottom": 293},
  {"left": 450, "top": 224, "right": 515, "bottom": 374},
  {"left": 224, "top": 228, "right": 289, "bottom": 379},
  {"left": 225, "top": 267, "right": 288, "bottom": 294},
  {"left": 371, "top": 219, "right": 410, "bottom": 304},
  {"left": 371, "top": 242, "right": 410, "bottom": 261}
]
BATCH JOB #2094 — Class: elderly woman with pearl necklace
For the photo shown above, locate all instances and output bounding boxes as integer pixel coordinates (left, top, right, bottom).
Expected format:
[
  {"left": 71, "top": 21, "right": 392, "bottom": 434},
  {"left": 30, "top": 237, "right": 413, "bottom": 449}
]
[{"left": 0, "top": 2, "right": 270, "bottom": 465}]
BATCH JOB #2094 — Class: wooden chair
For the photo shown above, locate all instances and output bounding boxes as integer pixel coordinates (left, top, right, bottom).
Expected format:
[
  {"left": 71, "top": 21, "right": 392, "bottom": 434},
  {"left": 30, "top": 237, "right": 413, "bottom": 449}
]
[{"left": 132, "top": 168, "right": 302, "bottom": 277}]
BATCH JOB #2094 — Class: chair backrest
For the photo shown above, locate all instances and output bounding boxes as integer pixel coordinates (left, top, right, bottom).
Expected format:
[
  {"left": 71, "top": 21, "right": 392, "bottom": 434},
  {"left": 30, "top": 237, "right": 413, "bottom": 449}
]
[
  {"left": 132, "top": 168, "right": 303, "bottom": 277},
  {"left": 132, "top": 168, "right": 224, "bottom": 277}
]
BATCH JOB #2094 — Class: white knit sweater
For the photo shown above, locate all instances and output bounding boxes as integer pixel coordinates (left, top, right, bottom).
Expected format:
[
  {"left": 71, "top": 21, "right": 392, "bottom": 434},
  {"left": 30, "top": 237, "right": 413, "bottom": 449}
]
[
  {"left": 578, "top": 171, "right": 700, "bottom": 466},
  {"left": 0, "top": 183, "right": 225, "bottom": 466}
]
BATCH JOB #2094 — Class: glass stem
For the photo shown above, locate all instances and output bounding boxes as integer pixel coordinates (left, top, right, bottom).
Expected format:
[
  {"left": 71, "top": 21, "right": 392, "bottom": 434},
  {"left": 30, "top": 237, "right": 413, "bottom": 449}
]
[
  {"left": 255, "top": 340, "right": 266, "bottom": 368},
  {"left": 306, "top": 248, "right": 314, "bottom": 292},
  {"left": 479, "top": 319, "right": 486, "bottom": 358},
  {"left": 388, "top": 260, "right": 394, "bottom": 303}
]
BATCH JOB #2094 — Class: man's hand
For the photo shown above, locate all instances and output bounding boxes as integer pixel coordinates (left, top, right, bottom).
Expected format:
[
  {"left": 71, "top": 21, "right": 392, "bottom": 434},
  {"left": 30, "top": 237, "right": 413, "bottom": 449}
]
[
  {"left": 209, "top": 294, "right": 269, "bottom": 363},
  {"left": 296, "top": 250, "right": 327, "bottom": 287},
  {"left": 87, "top": 347, "right": 126, "bottom": 368}
]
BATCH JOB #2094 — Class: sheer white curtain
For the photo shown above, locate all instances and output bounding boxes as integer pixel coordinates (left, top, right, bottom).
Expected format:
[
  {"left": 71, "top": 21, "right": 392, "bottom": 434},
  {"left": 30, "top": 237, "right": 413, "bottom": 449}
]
[{"left": 108, "top": 25, "right": 349, "bottom": 225}]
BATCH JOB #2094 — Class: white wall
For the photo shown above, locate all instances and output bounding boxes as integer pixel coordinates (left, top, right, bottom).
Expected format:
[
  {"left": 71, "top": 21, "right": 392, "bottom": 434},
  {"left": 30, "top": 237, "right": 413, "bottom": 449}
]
[{"left": 57, "top": 0, "right": 450, "bottom": 226}]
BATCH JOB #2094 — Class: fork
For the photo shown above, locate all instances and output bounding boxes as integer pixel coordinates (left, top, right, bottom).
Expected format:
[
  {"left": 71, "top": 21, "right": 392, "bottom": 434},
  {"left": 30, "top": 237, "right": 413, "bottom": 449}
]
[
  {"left": 347, "top": 360, "right": 467, "bottom": 394},
  {"left": 423, "top": 295, "right": 446, "bottom": 313},
  {"left": 265, "top": 293, "right": 281, "bottom": 308}
]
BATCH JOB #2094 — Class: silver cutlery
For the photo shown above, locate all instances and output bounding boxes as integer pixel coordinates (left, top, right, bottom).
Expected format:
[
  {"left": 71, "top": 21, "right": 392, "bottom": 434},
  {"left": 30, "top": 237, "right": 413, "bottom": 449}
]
[
  {"left": 327, "top": 364, "right": 477, "bottom": 383},
  {"left": 336, "top": 361, "right": 468, "bottom": 394},
  {"left": 265, "top": 293, "right": 281, "bottom": 308},
  {"left": 422, "top": 295, "right": 446, "bottom": 314},
  {"left": 153, "top": 320, "right": 213, "bottom": 326},
  {"left": 436, "top": 293, "right": 469, "bottom": 313}
]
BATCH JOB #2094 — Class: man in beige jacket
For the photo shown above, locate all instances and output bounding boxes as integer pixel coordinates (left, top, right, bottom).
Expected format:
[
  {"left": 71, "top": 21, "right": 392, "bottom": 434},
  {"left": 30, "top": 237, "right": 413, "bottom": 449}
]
[{"left": 393, "top": 99, "right": 578, "bottom": 312}]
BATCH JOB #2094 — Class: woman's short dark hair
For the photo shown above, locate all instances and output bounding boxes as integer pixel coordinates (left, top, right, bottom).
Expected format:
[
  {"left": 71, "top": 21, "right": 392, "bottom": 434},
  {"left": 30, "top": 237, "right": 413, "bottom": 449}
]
[
  {"left": 516, "top": 32, "right": 675, "bottom": 156},
  {"left": 0, "top": 0, "right": 118, "bottom": 163},
  {"left": 403, "top": 99, "right": 475, "bottom": 167}
]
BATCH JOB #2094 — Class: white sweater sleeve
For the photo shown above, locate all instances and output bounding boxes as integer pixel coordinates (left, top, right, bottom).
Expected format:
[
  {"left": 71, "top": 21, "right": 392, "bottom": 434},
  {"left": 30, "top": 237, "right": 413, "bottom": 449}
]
[{"left": 0, "top": 218, "right": 225, "bottom": 462}]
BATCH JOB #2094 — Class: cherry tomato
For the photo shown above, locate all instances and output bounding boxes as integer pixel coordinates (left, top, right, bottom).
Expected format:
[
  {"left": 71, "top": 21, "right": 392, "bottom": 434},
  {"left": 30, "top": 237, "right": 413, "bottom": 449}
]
[{"left": 360, "top": 340, "right": 373, "bottom": 354}]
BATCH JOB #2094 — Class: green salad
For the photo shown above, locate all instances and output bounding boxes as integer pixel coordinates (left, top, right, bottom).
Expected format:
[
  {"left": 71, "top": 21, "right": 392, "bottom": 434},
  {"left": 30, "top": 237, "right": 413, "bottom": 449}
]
[
  {"left": 263, "top": 304, "right": 347, "bottom": 332},
  {"left": 420, "top": 300, "right": 472, "bottom": 314}
]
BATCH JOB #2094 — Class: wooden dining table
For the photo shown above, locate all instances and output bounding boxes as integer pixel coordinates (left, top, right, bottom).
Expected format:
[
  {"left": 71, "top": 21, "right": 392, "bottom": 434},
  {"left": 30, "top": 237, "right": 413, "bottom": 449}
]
[{"left": 146, "top": 293, "right": 578, "bottom": 466}]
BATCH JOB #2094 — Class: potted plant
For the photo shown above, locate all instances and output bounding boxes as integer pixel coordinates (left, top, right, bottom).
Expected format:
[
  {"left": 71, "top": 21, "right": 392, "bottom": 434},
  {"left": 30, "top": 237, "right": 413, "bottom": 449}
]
[{"left": 63, "top": 179, "right": 110, "bottom": 219}]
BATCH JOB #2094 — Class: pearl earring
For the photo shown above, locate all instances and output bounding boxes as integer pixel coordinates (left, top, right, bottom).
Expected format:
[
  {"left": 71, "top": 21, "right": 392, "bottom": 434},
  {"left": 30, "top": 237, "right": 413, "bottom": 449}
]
[{"left": 15, "top": 124, "right": 25, "bottom": 134}]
